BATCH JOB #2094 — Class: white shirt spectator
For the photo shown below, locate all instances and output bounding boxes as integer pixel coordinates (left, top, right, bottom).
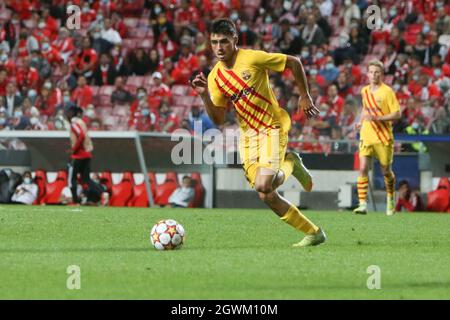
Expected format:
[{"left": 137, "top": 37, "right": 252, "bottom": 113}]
[
  {"left": 319, "top": 0, "right": 334, "bottom": 17},
  {"left": 169, "top": 187, "right": 194, "bottom": 208},
  {"left": 101, "top": 27, "right": 122, "bottom": 45},
  {"left": 11, "top": 180, "right": 38, "bottom": 205}
]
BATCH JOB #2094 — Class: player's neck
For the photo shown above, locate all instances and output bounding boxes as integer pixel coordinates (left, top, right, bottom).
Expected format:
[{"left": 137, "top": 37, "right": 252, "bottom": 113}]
[
  {"left": 370, "top": 82, "right": 382, "bottom": 91},
  {"left": 221, "top": 48, "right": 239, "bottom": 69}
]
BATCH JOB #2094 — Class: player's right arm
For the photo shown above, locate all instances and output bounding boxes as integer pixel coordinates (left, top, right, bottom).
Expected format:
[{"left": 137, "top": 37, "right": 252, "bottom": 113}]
[{"left": 190, "top": 72, "right": 226, "bottom": 125}]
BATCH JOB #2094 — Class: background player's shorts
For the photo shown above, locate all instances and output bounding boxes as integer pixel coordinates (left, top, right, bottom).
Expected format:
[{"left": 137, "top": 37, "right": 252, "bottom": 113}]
[
  {"left": 240, "top": 127, "right": 288, "bottom": 188},
  {"left": 359, "top": 141, "right": 394, "bottom": 166}
]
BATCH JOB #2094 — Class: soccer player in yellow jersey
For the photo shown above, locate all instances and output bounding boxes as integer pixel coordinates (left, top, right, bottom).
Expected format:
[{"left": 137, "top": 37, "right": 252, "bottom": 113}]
[
  {"left": 191, "top": 19, "right": 326, "bottom": 247},
  {"left": 354, "top": 60, "right": 401, "bottom": 216}
]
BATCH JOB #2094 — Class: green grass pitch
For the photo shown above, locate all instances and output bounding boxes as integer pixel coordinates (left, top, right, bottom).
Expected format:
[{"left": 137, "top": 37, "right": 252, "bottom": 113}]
[{"left": 0, "top": 205, "right": 449, "bottom": 299}]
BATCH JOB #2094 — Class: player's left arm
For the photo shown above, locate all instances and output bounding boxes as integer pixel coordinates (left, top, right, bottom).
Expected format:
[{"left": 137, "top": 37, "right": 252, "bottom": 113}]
[{"left": 284, "top": 55, "right": 319, "bottom": 119}]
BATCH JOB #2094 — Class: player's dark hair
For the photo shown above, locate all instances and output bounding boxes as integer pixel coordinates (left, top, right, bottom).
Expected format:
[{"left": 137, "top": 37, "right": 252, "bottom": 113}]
[{"left": 210, "top": 18, "right": 237, "bottom": 37}]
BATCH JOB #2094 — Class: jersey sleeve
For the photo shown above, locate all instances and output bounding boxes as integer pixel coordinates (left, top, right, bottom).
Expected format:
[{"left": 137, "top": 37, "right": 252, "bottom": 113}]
[
  {"left": 207, "top": 71, "right": 227, "bottom": 108},
  {"left": 252, "top": 50, "right": 287, "bottom": 72},
  {"left": 387, "top": 88, "right": 400, "bottom": 113}
]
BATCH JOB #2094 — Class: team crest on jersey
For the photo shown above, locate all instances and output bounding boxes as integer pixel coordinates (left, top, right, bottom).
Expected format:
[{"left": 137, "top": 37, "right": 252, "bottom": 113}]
[{"left": 241, "top": 70, "right": 251, "bottom": 80}]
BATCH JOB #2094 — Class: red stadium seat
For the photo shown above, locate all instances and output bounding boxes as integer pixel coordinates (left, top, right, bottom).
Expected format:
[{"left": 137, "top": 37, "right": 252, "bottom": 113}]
[
  {"left": 165, "top": 171, "right": 180, "bottom": 186},
  {"left": 42, "top": 170, "right": 67, "bottom": 204},
  {"left": 128, "top": 172, "right": 157, "bottom": 207},
  {"left": 126, "top": 76, "right": 144, "bottom": 87},
  {"left": 189, "top": 172, "right": 205, "bottom": 208},
  {"left": 33, "top": 170, "right": 47, "bottom": 205},
  {"left": 154, "top": 181, "right": 178, "bottom": 206},
  {"left": 100, "top": 171, "right": 113, "bottom": 193},
  {"left": 109, "top": 172, "right": 134, "bottom": 207},
  {"left": 427, "top": 177, "right": 450, "bottom": 212}
]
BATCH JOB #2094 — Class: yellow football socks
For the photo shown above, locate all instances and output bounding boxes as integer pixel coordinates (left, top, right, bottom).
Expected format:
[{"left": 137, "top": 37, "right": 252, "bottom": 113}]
[
  {"left": 357, "top": 176, "right": 369, "bottom": 204},
  {"left": 281, "top": 205, "right": 319, "bottom": 235},
  {"left": 384, "top": 172, "right": 395, "bottom": 200}
]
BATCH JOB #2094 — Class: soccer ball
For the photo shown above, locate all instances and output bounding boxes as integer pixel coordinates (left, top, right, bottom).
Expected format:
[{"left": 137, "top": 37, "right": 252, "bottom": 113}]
[{"left": 150, "top": 219, "right": 185, "bottom": 250}]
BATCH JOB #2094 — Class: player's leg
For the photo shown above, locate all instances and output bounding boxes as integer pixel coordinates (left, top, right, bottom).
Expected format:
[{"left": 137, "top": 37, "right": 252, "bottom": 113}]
[
  {"left": 254, "top": 167, "right": 325, "bottom": 247},
  {"left": 79, "top": 158, "right": 92, "bottom": 185},
  {"left": 257, "top": 188, "right": 326, "bottom": 247},
  {"left": 354, "top": 154, "right": 371, "bottom": 214},
  {"left": 70, "top": 159, "right": 80, "bottom": 203},
  {"left": 375, "top": 143, "right": 396, "bottom": 215}
]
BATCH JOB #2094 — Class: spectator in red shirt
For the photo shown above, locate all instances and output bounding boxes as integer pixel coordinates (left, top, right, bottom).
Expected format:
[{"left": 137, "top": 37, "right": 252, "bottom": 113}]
[
  {"left": 0, "top": 70, "right": 8, "bottom": 96},
  {"left": 0, "top": 52, "right": 17, "bottom": 76},
  {"left": 71, "top": 76, "right": 93, "bottom": 108},
  {"left": 174, "top": 0, "right": 200, "bottom": 33},
  {"left": 320, "top": 84, "right": 344, "bottom": 117},
  {"left": 111, "top": 11, "right": 127, "bottom": 39},
  {"left": 396, "top": 180, "right": 423, "bottom": 212},
  {"left": 41, "top": 41, "right": 63, "bottom": 66},
  {"left": 171, "top": 41, "right": 199, "bottom": 85},
  {"left": 52, "top": 27, "right": 74, "bottom": 63},
  {"left": 129, "top": 99, "right": 159, "bottom": 132},
  {"left": 149, "top": 71, "right": 172, "bottom": 104},
  {"left": 409, "top": 73, "right": 441, "bottom": 102},
  {"left": 156, "top": 31, "right": 178, "bottom": 60},
  {"left": 16, "top": 57, "right": 40, "bottom": 91},
  {"left": 35, "top": 85, "right": 58, "bottom": 117},
  {"left": 157, "top": 101, "right": 180, "bottom": 133},
  {"left": 74, "top": 37, "right": 98, "bottom": 80}
]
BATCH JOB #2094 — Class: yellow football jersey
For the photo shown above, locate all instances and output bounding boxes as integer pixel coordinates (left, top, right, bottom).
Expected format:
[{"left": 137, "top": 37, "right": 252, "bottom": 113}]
[
  {"left": 207, "top": 49, "right": 291, "bottom": 133},
  {"left": 360, "top": 83, "right": 400, "bottom": 146}
]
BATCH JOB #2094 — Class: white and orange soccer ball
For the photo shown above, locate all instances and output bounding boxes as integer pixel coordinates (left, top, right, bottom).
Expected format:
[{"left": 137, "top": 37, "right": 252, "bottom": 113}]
[{"left": 150, "top": 219, "right": 185, "bottom": 250}]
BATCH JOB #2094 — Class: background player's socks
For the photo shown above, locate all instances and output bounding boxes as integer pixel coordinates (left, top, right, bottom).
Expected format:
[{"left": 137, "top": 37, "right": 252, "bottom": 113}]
[
  {"left": 281, "top": 205, "right": 319, "bottom": 235},
  {"left": 280, "top": 157, "right": 294, "bottom": 182},
  {"left": 357, "top": 176, "right": 369, "bottom": 204},
  {"left": 384, "top": 172, "right": 396, "bottom": 201}
]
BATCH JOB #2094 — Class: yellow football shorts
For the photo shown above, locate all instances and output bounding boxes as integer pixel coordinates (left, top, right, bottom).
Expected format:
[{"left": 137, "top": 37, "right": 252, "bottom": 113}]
[
  {"left": 359, "top": 141, "right": 394, "bottom": 167},
  {"left": 240, "top": 127, "right": 288, "bottom": 188}
]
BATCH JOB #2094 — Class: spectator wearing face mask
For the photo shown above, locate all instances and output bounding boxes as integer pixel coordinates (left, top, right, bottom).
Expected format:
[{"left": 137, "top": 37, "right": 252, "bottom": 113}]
[
  {"left": 35, "top": 81, "right": 61, "bottom": 117},
  {"left": 11, "top": 171, "right": 38, "bottom": 205},
  {"left": 129, "top": 99, "right": 158, "bottom": 132},
  {"left": 28, "top": 50, "right": 51, "bottom": 80},
  {"left": 319, "top": 57, "right": 339, "bottom": 84},
  {"left": 41, "top": 41, "right": 63, "bottom": 66},
  {"left": 0, "top": 51, "right": 17, "bottom": 77},
  {"left": 167, "top": 176, "right": 195, "bottom": 208},
  {"left": 8, "top": 106, "right": 30, "bottom": 130}
]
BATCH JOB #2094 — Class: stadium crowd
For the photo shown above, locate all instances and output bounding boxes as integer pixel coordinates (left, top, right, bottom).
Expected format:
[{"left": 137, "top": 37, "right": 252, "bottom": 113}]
[{"left": 0, "top": 0, "right": 449, "bottom": 153}]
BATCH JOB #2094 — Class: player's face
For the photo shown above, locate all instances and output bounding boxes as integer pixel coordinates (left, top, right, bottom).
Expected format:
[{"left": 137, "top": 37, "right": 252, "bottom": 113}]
[
  {"left": 368, "top": 65, "right": 383, "bottom": 85},
  {"left": 210, "top": 33, "right": 237, "bottom": 62}
]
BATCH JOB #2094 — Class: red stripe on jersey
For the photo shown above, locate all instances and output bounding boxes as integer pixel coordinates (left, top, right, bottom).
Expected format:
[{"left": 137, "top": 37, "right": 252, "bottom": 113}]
[
  {"left": 363, "top": 90, "right": 389, "bottom": 144},
  {"left": 216, "top": 72, "right": 274, "bottom": 130},
  {"left": 224, "top": 69, "right": 273, "bottom": 106},
  {"left": 368, "top": 91, "right": 391, "bottom": 133},
  {"left": 217, "top": 69, "right": 272, "bottom": 119}
]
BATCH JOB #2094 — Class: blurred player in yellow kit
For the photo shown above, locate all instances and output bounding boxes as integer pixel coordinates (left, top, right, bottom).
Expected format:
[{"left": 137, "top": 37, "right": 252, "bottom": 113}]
[
  {"left": 354, "top": 60, "right": 401, "bottom": 216},
  {"left": 190, "top": 19, "right": 326, "bottom": 247}
]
